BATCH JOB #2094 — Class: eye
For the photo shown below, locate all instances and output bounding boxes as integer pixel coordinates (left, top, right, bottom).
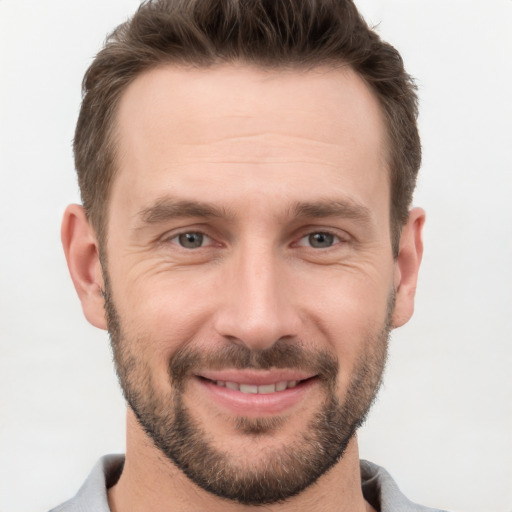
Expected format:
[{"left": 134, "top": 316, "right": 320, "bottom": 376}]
[
  {"left": 171, "top": 232, "right": 212, "bottom": 249},
  {"left": 297, "top": 232, "right": 340, "bottom": 249}
]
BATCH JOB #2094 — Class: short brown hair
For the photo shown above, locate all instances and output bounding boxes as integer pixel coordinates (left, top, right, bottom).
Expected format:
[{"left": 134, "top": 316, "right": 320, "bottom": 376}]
[{"left": 74, "top": 0, "right": 420, "bottom": 253}]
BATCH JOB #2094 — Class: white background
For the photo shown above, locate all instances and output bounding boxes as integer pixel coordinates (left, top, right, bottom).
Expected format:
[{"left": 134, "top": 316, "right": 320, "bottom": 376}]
[{"left": 1, "top": 1, "right": 511, "bottom": 511}]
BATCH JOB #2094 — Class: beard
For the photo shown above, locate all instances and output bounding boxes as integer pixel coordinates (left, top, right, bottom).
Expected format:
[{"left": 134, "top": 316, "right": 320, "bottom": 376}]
[{"left": 103, "top": 272, "right": 392, "bottom": 505}]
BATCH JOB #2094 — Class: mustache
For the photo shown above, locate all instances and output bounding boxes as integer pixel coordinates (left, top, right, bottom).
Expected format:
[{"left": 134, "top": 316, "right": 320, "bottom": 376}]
[{"left": 168, "top": 339, "right": 339, "bottom": 388}]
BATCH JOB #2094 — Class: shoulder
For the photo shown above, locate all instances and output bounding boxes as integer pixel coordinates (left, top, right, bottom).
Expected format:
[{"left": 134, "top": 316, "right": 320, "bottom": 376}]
[
  {"left": 360, "top": 460, "right": 449, "bottom": 512},
  {"left": 48, "top": 455, "right": 124, "bottom": 512}
]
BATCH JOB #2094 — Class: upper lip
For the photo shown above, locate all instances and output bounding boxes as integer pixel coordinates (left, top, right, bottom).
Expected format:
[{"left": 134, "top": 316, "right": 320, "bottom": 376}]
[{"left": 196, "top": 369, "right": 316, "bottom": 386}]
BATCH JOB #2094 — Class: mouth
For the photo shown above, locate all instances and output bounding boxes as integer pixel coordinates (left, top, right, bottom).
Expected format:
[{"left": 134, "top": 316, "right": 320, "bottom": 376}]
[
  {"left": 199, "top": 377, "right": 311, "bottom": 394},
  {"left": 193, "top": 371, "right": 318, "bottom": 416}
]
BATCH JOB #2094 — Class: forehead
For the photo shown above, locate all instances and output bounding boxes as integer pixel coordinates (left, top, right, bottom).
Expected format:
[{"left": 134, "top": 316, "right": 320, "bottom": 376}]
[
  {"left": 111, "top": 63, "right": 389, "bottom": 221},
  {"left": 115, "top": 63, "right": 386, "bottom": 154}
]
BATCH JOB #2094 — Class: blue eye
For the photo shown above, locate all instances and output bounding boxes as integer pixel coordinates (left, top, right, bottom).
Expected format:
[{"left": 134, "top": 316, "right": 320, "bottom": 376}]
[
  {"left": 173, "top": 232, "right": 209, "bottom": 249},
  {"left": 308, "top": 232, "right": 335, "bottom": 248},
  {"left": 297, "top": 232, "right": 339, "bottom": 248}
]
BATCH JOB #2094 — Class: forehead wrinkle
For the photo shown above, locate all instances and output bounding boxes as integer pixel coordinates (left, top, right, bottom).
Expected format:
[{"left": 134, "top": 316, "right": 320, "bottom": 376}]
[{"left": 174, "top": 131, "right": 349, "bottom": 147}]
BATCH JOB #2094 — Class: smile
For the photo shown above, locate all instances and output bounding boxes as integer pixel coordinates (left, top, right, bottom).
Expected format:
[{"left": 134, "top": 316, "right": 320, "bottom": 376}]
[
  {"left": 194, "top": 373, "right": 317, "bottom": 416},
  {"left": 206, "top": 379, "right": 300, "bottom": 394}
]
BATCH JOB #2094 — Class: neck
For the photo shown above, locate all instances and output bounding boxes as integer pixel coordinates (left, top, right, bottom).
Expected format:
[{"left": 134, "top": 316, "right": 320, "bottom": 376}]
[{"left": 108, "top": 409, "right": 374, "bottom": 512}]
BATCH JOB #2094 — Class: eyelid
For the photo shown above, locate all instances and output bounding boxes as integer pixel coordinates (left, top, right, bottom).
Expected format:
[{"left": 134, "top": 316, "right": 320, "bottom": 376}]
[
  {"left": 158, "top": 226, "right": 217, "bottom": 248},
  {"left": 295, "top": 233, "right": 339, "bottom": 248},
  {"left": 176, "top": 232, "right": 212, "bottom": 246},
  {"left": 156, "top": 225, "right": 350, "bottom": 249},
  {"left": 171, "top": 231, "right": 215, "bottom": 246},
  {"left": 293, "top": 228, "right": 351, "bottom": 247}
]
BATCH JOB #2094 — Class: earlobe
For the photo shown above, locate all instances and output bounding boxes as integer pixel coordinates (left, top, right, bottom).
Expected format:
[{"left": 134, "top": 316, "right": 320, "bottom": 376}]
[
  {"left": 61, "top": 204, "right": 107, "bottom": 330},
  {"left": 391, "top": 207, "right": 425, "bottom": 328}
]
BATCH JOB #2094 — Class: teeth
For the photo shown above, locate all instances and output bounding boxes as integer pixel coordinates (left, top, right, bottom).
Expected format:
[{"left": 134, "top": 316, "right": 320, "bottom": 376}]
[
  {"left": 217, "top": 380, "right": 301, "bottom": 394},
  {"left": 275, "top": 381, "right": 288, "bottom": 391},
  {"left": 258, "top": 384, "right": 276, "bottom": 394},
  {"left": 239, "top": 384, "right": 258, "bottom": 394}
]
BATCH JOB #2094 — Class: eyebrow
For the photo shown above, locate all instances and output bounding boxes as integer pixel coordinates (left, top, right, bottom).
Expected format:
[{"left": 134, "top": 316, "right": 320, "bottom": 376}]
[
  {"left": 291, "top": 199, "right": 373, "bottom": 225},
  {"left": 136, "top": 196, "right": 373, "bottom": 227},
  {"left": 137, "top": 198, "right": 230, "bottom": 225}
]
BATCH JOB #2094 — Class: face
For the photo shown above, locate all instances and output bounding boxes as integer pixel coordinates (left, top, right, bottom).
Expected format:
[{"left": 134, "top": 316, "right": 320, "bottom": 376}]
[{"left": 99, "top": 64, "right": 401, "bottom": 504}]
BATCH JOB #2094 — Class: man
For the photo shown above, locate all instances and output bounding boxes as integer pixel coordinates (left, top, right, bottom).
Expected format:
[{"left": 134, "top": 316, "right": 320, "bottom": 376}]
[{"left": 53, "top": 0, "right": 443, "bottom": 510}]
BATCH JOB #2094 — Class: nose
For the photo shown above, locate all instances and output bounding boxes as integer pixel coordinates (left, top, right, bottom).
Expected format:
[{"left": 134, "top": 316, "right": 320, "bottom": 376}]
[{"left": 213, "top": 243, "right": 300, "bottom": 351}]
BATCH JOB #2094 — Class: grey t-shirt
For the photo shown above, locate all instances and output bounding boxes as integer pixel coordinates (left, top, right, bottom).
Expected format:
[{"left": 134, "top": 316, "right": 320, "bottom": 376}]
[{"left": 50, "top": 455, "right": 447, "bottom": 512}]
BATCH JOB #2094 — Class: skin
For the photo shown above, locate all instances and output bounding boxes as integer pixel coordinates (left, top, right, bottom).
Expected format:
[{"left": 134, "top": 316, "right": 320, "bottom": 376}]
[{"left": 62, "top": 64, "right": 424, "bottom": 512}]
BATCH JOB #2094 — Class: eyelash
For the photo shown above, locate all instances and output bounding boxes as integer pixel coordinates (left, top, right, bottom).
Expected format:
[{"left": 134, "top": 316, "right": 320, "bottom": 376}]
[
  {"left": 165, "top": 229, "right": 347, "bottom": 250},
  {"left": 295, "top": 232, "right": 344, "bottom": 249},
  {"left": 167, "top": 231, "right": 214, "bottom": 249}
]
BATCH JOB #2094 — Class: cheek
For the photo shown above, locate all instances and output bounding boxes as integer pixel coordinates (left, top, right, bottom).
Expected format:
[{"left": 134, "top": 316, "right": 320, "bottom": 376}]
[
  {"left": 113, "top": 272, "right": 218, "bottom": 366},
  {"left": 299, "top": 273, "right": 391, "bottom": 383},
  {"left": 300, "top": 266, "right": 392, "bottom": 333}
]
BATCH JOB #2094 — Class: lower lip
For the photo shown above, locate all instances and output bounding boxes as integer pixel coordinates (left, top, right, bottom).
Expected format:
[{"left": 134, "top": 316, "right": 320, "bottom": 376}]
[{"left": 194, "top": 377, "right": 318, "bottom": 416}]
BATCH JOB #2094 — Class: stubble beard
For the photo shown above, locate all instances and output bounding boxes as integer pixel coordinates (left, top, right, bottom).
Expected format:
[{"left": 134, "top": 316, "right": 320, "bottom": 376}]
[{"left": 103, "top": 273, "right": 392, "bottom": 506}]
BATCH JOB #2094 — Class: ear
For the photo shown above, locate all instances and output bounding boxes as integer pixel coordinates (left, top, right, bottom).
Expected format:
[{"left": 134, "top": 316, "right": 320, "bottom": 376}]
[
  {"left": 61, "top": 204, "right": 107, "bottom": 330},
  {"left": 391, "top": 207, "right": 425, "bottom": 328}
]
